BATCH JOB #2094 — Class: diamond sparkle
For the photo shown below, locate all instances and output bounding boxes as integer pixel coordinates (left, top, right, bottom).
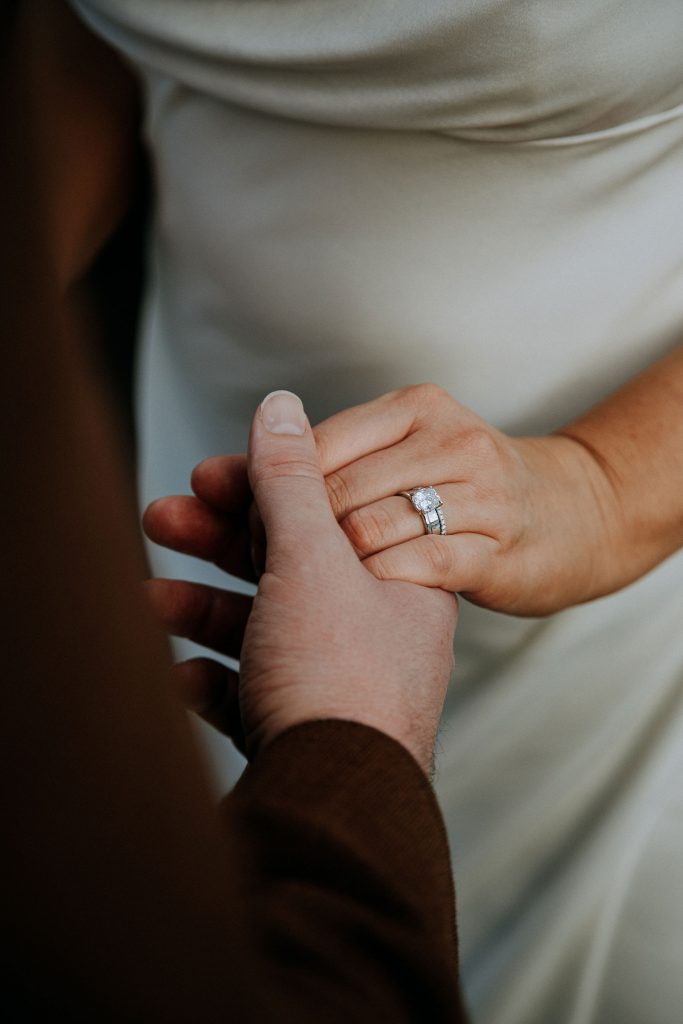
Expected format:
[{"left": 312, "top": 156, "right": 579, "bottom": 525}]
[{"left": 411, "top": 487, "right": 440, "bottom": 513}]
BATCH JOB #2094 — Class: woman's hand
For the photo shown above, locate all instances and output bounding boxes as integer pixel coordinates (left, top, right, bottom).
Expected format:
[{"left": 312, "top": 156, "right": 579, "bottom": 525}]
[
  {"left": 149, "top": 341, "right": 683, "bottom": 626},
  {"left": 310, "top": 384, "right": 622, "bottom": 617}
]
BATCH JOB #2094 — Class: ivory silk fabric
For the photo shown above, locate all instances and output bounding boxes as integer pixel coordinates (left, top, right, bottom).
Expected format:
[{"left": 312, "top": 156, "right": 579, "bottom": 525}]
[{"left": 74, "top": 3, "right": 683, "bottom": 1021}]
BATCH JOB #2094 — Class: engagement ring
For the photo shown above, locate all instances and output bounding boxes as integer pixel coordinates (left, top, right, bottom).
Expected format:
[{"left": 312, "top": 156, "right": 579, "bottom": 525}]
[{"left": 402, "top": 486, "right": 447, "bottom": 535}]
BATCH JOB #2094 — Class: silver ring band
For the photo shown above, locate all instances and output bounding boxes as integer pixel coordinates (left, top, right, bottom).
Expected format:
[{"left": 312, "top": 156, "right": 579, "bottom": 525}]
[{"left": 402, "top": 486, "right": 447, "bottom": 536}]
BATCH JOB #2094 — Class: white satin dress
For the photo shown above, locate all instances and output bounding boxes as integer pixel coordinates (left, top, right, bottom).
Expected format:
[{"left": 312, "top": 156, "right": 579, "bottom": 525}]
[{"left": 74, "top": 3, "right": 683, "bottom": 1021}]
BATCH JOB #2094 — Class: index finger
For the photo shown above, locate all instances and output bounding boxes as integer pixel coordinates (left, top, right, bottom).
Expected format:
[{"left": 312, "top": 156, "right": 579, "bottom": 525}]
[
  {"left": 143, "top": 495, "right": 257, "bottom": 582},
  {"left": 190, "top": 454, "right": 250, "bottom": 511},
  {"left": 313, "top": 386, "right": 423, "bottom": 475}
]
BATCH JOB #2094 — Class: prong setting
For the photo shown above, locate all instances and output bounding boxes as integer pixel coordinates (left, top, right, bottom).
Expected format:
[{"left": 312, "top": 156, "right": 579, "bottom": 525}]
[{"left": 406, "top": 487, "right": 447, "bottom": 535}]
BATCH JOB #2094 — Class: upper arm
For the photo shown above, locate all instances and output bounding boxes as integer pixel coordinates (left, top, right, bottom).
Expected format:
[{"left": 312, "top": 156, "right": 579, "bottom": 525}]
[{"left": 16, "top": 0, "right": 142, "bottom": 289}]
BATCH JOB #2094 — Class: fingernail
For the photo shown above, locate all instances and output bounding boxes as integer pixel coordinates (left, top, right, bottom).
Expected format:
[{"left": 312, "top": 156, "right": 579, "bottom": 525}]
[{"left": 260, "top": 390, "right": 306, "bottom": 435}]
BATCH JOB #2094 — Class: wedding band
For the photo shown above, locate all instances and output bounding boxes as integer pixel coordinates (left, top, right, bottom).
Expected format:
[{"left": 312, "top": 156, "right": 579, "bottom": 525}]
[{"left": 402, "top": 486, "right": 447, "bottom": 536}]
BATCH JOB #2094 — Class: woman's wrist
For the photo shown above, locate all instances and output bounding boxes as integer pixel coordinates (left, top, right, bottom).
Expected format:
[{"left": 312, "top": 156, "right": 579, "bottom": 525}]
[
  {"left": 553, "top": 344, "right": 683, "bottom": 593},
  {"left": 511, "top": 432, "right": 623, "bottom": 610}
]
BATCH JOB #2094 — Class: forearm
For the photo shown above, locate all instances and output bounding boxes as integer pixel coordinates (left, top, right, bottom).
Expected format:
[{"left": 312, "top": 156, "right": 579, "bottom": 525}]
[{"left": 556, "top": 342, "right": 683, "bottom": 589}]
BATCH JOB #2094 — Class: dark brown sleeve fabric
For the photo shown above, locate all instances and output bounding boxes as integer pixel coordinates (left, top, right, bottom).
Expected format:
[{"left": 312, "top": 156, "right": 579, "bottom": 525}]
[
  {"left": 229, "top": 719, "right": 466, "bottom": 1022},
  {"left": 1, "top": 13, "right": 468, "bottom": 1022}
]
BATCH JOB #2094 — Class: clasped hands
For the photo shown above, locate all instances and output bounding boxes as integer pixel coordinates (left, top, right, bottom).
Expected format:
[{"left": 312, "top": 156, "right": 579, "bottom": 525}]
[{"left": 144, "top": 385, "right": 620, "bottom": 770}]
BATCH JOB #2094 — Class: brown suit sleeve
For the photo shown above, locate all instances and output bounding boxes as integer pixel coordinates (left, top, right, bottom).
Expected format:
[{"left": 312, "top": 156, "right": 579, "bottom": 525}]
[
  {"left": 229, "top": 719, "right": 466, "bottom": 1021},
  {"left": 1, "top": 13, "right": 468, "bottom": 1021}
]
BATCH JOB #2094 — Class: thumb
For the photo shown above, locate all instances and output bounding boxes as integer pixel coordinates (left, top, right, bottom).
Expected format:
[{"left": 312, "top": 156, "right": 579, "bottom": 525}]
[{"left": 248, "top": 390, "right": 339, "bottom": 567}]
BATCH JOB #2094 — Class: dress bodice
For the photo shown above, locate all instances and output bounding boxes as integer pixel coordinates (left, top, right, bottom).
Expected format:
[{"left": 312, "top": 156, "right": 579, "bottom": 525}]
[{"left": 75, "top": 1, "right": 683, "bottom": 140}]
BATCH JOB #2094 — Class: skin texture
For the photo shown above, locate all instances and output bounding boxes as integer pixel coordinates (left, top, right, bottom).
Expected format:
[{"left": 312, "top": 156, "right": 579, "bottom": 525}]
[{"left": 146, "top": 392, "right": 458, "bottom": 775}]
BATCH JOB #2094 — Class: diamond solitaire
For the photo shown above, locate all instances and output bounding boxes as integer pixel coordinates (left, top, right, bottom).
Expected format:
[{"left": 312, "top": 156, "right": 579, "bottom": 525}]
[
  {"left": 411, "top": 487, "right": 441, "bottom": 513},
  {"left": 406, "top": 487, "right": 447, "bottom": 535}
]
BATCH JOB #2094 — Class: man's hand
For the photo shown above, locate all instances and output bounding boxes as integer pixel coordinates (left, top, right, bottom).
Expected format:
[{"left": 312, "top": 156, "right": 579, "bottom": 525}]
[{"left": 144, "top": 391, "right": 457, "bottom": 775}]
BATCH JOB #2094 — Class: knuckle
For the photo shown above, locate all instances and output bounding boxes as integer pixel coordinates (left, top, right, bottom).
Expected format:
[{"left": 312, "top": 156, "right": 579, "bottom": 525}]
[
  {"left": 377, "top": 383, "right": 451, "bottom": 434},
  {"left": 459, "top": 426, "right": 499, "bottom": 466},
  {"left": 342, "top": 505, "right": 392, "bottom": 555},
  {"left": 424, "top": 382, "right": 450, "bottom": 407},
  {"left": 419, "top": 381, "right": 447, "bottom": 403},
  {"left": 325, "top": 470, "right": 354, "bottom": 518},
  {"left": 363, "top": 553, "right": 389, "bottom": 581},
  {"left": 435, "top": 429, "right": 456, "bottom": 456},
  {"left": 402, "top": 382, "right": 447, "bottom": 412},
  {"left": 256, "top": 455, "right": 322, "bottom": 485},
  {"left": 422, "top": 536, "right": 455, "bottom": 581},
  {"left": 399, "top": 383, "right": 453, "bottom": 432}
]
